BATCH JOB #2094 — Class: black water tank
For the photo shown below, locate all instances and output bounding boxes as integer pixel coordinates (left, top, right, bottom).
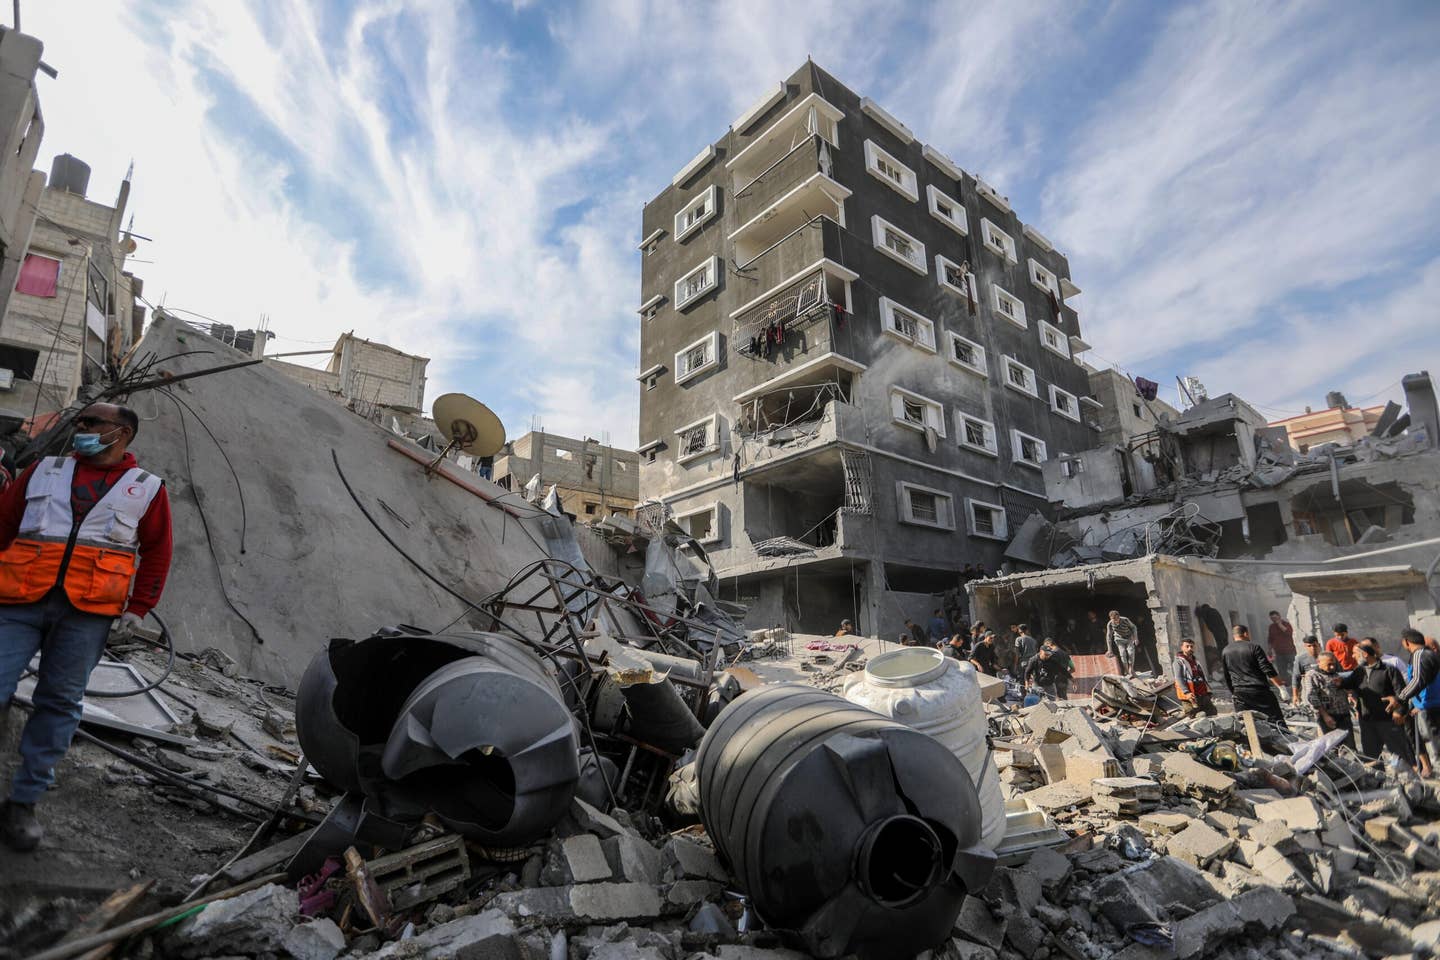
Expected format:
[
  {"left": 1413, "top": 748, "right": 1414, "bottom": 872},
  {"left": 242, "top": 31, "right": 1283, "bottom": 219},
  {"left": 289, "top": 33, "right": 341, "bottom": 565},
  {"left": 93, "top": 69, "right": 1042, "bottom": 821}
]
[
  {"left": 696, "top": 684, "right": 996, "bottom": 959},
  {"left": 49, "top": 154, "right": 90, "bottom": 196}
]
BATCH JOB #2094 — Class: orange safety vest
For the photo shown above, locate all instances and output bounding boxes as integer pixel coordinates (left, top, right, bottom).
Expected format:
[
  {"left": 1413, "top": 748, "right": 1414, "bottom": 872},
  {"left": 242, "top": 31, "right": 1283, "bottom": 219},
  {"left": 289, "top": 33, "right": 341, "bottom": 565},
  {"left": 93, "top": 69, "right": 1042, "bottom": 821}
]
[{"left": 0, "top": 456, "right": 164, "bottom": 616}]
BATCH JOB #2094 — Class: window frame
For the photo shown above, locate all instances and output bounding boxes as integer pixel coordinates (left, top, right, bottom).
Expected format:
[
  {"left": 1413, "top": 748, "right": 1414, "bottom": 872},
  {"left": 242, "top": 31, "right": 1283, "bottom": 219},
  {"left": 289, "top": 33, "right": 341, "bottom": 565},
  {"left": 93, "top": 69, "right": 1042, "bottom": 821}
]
[
  {"left": 897, "top": 481, "right": 956, "bottom": 531},
  {"left": 674, "top": 413, "right": 721, "bottom": 465},
  {"left": 1009, "top": 428, "right": 1048, "bottom": 469},
  {"left": 889, "top": 385, "right": 946, "bottom": 437},
  {"left": 672, "top": 501, "right": 722, "bottom": 544},
  {"left": 991, "top": 283, "right": 1027, "bottom": 329},
  {"left": 879, "top": 296, "right": 937, "bottom": 353},
  {"left": 673, "top": 331, "right": 720, "bottom": 385},
  {"left": 1003, "top": 355, "right": 1039, "bottom": 398},
  {"left": 674, "top": 185, "right": 718, "bottom": 242},
  {"left": 965, "top": 497, "right": 1008, "bottom": 540},
  {"left": 863, "top": 140, "right": 919, "bottom": 202},
  {"left": 871, "top": 214, "right": 927, "bottom": 275},
  {"left": 1039, "top": 320, "right": 1071, "bottom": 359},
  {"left": 980, "top": 218, "right": 1017, "bottom": 263},
  {"left": 674, "top": 256, "right": 720, "bottom": 310},
  {"left": 1028, "top": 257, "right": 1059, "bottom": 296},
  {"left": 935, "top": 254, "right": 977, "bottom": 302},
  {"left": 926, "top": 185, "right": 968, "bottom": 235},
  {"left": 946, "top": 332, "right": 987, "bottom": 378},
  {"left": 956, "top": 412, "right": 999, "bottom": 457},
  {"left": 1049, "top": 384, "right": 1081, "bottom": 422}
]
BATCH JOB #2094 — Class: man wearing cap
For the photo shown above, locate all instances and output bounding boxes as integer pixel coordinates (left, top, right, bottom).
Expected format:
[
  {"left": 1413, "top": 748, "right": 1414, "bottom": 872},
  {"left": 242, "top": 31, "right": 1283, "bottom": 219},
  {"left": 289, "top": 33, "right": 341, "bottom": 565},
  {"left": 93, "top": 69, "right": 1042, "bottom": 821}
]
[{"left": 0, "top": 403, "right": 172, "bottom": 851}]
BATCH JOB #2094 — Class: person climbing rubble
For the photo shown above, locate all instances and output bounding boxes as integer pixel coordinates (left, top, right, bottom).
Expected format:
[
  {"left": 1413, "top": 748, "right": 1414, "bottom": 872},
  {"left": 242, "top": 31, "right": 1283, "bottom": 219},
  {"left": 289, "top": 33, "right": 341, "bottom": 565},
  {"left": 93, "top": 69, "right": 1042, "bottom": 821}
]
[
  {"left": 1220, "top": 623, "right": 1288, "bottom": 727},
  {"left": 1173, "top": 637, "right": 1217, "bottom": 717},
  {"left": 1105, "top": 610, "right": 1140, "bottom": 677},
  {"left": 1305, "top": 653, "right": 1354, "bottom": 744},
  {"left": 1022, "top": 643, "right": 1067, "bottom": 700},
  {"left": 0, "top": 403, "right": 173, "bottom": 852},
  {"left": 1291, "top": 634, "right": 1321, "bottom": 704}
]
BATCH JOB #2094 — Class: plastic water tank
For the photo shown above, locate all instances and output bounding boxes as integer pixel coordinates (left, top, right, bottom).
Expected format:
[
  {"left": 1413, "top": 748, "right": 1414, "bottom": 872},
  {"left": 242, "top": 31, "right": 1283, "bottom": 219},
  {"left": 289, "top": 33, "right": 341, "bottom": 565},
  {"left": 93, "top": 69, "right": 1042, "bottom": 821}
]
[
  {"left": 843, "top": 647, "right": 1006, "bottom": 849},
  {"left": 49, "top": 154, "right": 91, "bottom": 196}
]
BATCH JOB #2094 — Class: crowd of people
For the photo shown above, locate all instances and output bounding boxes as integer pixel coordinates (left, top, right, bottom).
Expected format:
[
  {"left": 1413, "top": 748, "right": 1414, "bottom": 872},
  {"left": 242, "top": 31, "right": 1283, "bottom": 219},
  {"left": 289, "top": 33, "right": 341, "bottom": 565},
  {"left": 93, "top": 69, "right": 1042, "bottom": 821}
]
[{"left": 878, "top": 614, "right": 1078, "bottom": 701}]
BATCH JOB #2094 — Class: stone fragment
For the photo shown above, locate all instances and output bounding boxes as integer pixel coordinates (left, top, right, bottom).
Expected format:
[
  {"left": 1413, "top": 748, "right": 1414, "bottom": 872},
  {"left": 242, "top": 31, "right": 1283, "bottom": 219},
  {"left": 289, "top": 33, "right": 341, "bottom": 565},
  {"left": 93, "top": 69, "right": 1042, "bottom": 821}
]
[
  {"left": 368, "top": 911, "right": 517, "bottom": 960},
  {"left": 664, "top": 879, "right": 724, "bottom": 909},
  {"left": 1158, "top": 754, "right": 1235, "bottom": 801},
  {"left": 566, "top": 797, "right": 631, "bottom": 839},
  {"left": 168, "top": 883, "right": 298, "bottom": 958},
  {"left": 954, "top": 895, "right": 1007, "bottom": 950},
  {"left": 661, "top": 836, "right": 727, "bottom": 883},
  {"left": 281, "top": 919, "right": 345, "bottom": 960},
  {"left": 1165, "top": 820, "right": 1236, "bottom": 868},
  {"left": 1253, "top": 796, "right": 1323, "bottom": 832},
  {"left": 1246, "top": 817, "right": 1298, "bottom": 852},
  {"left": 1022, "top": 846, "right": 1072, "bottom": 890},
  {"left": 487, "top": 883, "right": 663, "bottom": 923},
  {"left": 542, "top": 834, "right": 612, "bottom": 885},
  {"left": 1072, "top": 848, "right": 1123, "bottom": 874},
  {"left": 602, "top": 832, "right": 662, "bottom": 884},
  {"left": 1251, "top": 846, "right": 1306, "bottom": 892},
  {"left": 947, "top": 941, "right": 999, "bottom": 960},
  {"left": 1021, "top": 779, "right": 1093, "bottom": 812},
  {"left": 1201, "top": 811, "right": 1243, "bottom": 834},
  {"left": 999, "top": 904, "right": 1047, "bottom": 954},
  {"left": 1091, "top": 856, "right": 1222, "bottom": 928},
  {"left": 1137, "top": 812, "right": 1191, "bottom": 836}
]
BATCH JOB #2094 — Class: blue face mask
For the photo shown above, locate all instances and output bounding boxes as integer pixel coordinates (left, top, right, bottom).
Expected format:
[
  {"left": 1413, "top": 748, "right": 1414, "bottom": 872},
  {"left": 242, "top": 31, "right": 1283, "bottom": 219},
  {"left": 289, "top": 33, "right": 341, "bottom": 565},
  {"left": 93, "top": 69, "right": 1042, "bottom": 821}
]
[{"left": 72, "top": 432, "right": 115, "bottom": 456}]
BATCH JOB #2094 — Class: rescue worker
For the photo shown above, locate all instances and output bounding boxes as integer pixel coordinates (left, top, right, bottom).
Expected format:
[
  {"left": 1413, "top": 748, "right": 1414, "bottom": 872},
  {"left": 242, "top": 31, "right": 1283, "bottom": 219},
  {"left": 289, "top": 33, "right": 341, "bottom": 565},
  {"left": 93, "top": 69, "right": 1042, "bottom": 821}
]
[
  {"left": 1173, "top": 638, "right": 1217, "bottom": 717},
  {"left": 0, "top": 404, "right": 172, "bottom": 851}
]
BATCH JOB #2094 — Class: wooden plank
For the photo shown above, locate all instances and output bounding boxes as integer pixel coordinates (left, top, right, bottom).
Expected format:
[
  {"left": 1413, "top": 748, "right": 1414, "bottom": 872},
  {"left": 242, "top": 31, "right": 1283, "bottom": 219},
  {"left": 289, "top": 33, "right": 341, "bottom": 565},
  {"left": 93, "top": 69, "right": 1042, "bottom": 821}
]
[
  {"left": 218, "top": 828, "right": 313, "bottom": 885},
  {"left": 1240, "top": 709, "right": 1264, "bottom": 756},
  {"left": 55, "top": 881, "right": 152, "bottom": 955}
]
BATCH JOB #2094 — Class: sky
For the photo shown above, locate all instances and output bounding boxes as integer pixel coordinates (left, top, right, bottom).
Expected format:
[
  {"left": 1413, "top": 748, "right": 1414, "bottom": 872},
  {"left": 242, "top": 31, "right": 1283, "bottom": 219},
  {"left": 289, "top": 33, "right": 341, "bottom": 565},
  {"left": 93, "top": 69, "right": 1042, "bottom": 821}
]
[{"left": 19, "top": 0, "right": 1440, "bottom": 443}]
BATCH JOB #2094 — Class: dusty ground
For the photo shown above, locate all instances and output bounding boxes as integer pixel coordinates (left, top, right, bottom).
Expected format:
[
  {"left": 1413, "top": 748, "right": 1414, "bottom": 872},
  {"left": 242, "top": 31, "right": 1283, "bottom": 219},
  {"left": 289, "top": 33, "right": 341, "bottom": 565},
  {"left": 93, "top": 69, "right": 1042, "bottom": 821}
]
[{"left": 0, "top": 648, "right": 313, "bottom": 957}]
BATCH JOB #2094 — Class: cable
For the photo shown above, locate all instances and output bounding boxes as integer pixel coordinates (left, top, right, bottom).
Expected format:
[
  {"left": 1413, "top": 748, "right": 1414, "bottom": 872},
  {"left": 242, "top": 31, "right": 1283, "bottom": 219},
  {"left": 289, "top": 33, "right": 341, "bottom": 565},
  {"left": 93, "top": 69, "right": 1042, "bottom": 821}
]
[
  {"left": 83, "top": 609, "right": 175, "bottom": 698},
  {"left": 163, "top": 389, "right": 248, "bottom": 553},
  {"left": 164, "top": 390, "right": 266, "bottom": 646}
]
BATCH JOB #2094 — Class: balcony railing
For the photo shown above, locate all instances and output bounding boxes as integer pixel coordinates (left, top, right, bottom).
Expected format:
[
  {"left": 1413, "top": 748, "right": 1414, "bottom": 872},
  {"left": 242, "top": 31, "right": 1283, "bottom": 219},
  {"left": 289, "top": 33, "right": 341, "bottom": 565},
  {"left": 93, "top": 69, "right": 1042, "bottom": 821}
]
[{"left": 733, "top": 135, "right": 833, "bottom": 225}]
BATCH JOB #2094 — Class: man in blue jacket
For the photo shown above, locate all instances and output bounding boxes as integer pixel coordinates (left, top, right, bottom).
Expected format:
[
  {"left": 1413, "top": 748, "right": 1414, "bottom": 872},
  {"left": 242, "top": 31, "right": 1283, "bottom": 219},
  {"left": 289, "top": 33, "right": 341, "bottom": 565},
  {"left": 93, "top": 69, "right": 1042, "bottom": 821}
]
[{"left": 1399, "top": 628, "right": 1440, "bottom": 775}]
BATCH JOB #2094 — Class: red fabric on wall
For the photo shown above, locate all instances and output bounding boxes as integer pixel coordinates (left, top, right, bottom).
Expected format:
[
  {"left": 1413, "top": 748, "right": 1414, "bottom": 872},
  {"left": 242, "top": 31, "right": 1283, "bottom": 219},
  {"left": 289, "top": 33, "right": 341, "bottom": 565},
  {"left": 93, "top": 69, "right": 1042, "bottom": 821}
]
[{"left": 15, "top": 254, "right": 60, "bottom": 298}]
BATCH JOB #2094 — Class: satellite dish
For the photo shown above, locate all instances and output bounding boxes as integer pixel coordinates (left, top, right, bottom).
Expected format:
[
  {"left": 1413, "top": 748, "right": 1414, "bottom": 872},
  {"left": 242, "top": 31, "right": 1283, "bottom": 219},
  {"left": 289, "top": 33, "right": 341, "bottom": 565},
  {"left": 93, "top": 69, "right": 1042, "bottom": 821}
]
[{"left": 432, "top": 393, "right": 506, "bottom": 457}]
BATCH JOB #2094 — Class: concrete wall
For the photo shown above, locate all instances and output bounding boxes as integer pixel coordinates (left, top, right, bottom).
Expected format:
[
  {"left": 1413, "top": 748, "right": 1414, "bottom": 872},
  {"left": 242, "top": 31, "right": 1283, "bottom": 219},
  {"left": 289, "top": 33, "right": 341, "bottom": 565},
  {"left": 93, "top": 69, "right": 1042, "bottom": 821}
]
[
  {"left": 493, "top": 431, "right": 640, "bottom": 518},
  {"left": 0, "top": 28, "right": 45, "bottom": 329},
  {"left": 339, "top": 335, "right": 428, "bottom": 412},
  {"left": 1088, "top": 366, "right": 1178, "bottom": 448}
]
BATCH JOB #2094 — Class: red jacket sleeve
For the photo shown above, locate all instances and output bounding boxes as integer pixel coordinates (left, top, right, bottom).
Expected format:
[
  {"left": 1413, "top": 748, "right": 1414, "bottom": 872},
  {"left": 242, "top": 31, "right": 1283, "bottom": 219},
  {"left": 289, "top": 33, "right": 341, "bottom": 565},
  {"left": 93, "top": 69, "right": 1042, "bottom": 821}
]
[
  {"left": 0, "top": 461, "right": 39, "bottom": 551},
  {"left": 126, "top": 485, "right": 173, "bottom": 617}
]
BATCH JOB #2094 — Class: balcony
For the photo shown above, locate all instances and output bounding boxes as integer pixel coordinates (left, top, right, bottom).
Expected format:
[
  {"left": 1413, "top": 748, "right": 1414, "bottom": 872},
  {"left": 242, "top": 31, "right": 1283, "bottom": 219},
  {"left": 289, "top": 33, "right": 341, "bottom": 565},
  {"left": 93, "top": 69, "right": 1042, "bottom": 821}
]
[
  {"left": 731, "top": 158, "right": 850, "bottom": 267},
  {"left": 728, "top": 215, "right": 849, "bottom": 299},
  {"left": 733, "top": 135, "right": 837, "bottom": 226},
  {"left": 728, "top": 92, "right": 845, "bottom": 192},
  {"left": 733, "top": 397, "right": 864, "bottom": 479}
]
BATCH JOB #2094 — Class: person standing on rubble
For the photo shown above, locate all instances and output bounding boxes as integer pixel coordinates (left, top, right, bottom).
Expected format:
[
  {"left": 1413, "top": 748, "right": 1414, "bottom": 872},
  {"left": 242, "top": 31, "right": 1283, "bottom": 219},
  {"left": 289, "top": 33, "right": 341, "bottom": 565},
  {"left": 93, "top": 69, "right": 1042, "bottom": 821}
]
[
  {"left": 1398, "top": 628, "right": 1440, "bottom": 773},
  {"left": 969, "top": 632, "right": 999, "bottom": 675},
  {"left": 1341, "top": 640, "right": 1413, "bottom": 764},
  {"left": 1220, "top": 624, "right": 1288, "bottom": 727},
  {"left": 1305, "top": 653, "right": 1354, "bottom": 744},
  {"left": 1015, "top": 624, "right": 1039, "bottom": 672},
  {"left": 1266, "top": 610, "right": 1296, "bottom": 681},
  {"left": 1326, "top": 623, "right": 1359, "bottom": 671},
  {"left": 1291, "top": 635, "right": 1321, "bottom": 705},
  {"left": 1105, "top": 610, "right": 1140, "bottom": 677},
  {"left": 1023, "top": 644, "right": 1067, "bottom": 700},
  {"left": 1173, "top": 638, "right": 1218, "bottom": 717},
  {"left": 0, "top": 403, "right": 172, "bottom": 852}
]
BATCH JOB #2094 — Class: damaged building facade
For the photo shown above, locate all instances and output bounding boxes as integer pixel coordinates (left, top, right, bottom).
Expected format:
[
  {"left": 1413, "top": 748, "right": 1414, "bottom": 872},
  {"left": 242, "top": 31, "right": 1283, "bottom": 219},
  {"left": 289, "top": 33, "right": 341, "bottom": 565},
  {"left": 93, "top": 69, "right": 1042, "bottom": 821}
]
[
  {"left": 636, "top": 60, "right": 1096, "bottom": 638},
  {"left": 973, "top": 370, "right": 1440, "bottom": 692},
  {"left": 492, "top": 430, "right": 640, "bottom": 520}
]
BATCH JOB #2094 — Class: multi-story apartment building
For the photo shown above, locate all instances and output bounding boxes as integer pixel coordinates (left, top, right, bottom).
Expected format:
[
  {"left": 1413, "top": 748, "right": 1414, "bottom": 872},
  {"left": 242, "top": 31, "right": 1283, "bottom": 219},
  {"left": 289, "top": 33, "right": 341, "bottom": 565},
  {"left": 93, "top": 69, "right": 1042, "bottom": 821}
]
[
  {"left": 493, "top": 431, "right": 640, "bottom": 520},
  {"left": 0, "top": 26, "right": 47, "bottom": 334},
  {"left": 0, "top": 154, "right": 145, "bottom": 424},
  {"left": 636, "top": 61, "right": 1097, "bottom": 637}
]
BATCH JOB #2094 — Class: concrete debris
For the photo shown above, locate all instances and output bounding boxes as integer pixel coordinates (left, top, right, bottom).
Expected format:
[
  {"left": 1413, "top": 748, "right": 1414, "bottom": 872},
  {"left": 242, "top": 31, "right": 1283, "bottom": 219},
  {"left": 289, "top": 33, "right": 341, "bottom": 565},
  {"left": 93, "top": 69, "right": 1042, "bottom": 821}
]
[{"left": 166, "top": 883, "right": 299, "bottom": 958}]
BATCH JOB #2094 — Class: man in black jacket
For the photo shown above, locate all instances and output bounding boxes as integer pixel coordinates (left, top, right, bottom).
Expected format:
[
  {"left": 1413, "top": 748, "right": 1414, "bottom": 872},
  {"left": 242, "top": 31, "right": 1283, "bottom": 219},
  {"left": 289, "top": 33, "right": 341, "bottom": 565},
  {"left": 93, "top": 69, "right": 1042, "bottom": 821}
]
[
  {"left": 1341, "top": 640, "right": 1412, "bottom": 763},
  {"left": 1220, "top": 624, "right": 1288, "bottom": 726}
]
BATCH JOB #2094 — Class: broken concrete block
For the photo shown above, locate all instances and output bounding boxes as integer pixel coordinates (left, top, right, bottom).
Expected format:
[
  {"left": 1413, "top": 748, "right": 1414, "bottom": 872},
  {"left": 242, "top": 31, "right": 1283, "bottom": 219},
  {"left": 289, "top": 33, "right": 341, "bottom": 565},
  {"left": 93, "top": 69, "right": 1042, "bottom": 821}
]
[
  {"left": 689, "top": 902, "right": 737, "bottom": 938},
  {"left": 1020, "top": 846, "right": 1071, "bottom": 890},
  {"left": 1251, "top": 846, "right": 1307, "bottom": 892},
  {"left": 1091, "top": 856, "right": 1222, "bottom": 928},
  {"left": 280, "top": 919, "right": 345, "bottom": 960},
  {"left": 368, "top": 911, "right": 517, "bottom": 959},
  {"left": 1201, "top": 811, "right": 1244, "bottom": 834},
  {"left": 953, "top": 895, "right": 1007, "bottom": 951},
  {"left": 1021, "top": 779, "right": 1093, "bottom": 812},
  {"left": 660, "top": 836, "right": 727, "bottom": 883},
  {"left": 1246, "top": 818, "right": 1299, "bottom": 853},
  {"left": 168, "top": 883, "right": 298, "bottom": 958},
  {"left": 542, "top": 834, "right": 613, "bottom": 885},
  {"left": 1362, "top": 814, "right": 1397, "bottom": 844},
  {"left": 947, "top": 941, "right": 999, "bottom": 960},
  {"left": 1254, "top": 796, "right": 1323, "bottom": 832},
  {"left": 602, "top": 832, "right": 661, "bottom": 884},
  {"left": 1064, "top": 751, "right": 1122, "bottom": 783},
  {"left": 487, "top": 883, "right": 663, "bottom": 923},
  {"left": 999, "top": 904, "right": 1047, "bottom": 954},
  {"left": 984, "top": 865, "right": 1041, "bottom": 914},
  {"left": 565, "top": 797, "right": 632, "bottom": 839},
  {"left": 663, "top": 879, "right": 724, "bottom": 910},
  {"left": 1232, "top": 885, "right": 1296, "bottom": 930},
  {"left": 1165, "top": 820, "right": 1236, "bottom": 868},
  {"left": 1138, "top": 811, "right": 1191, "bottom": 836},
  {"left": 1158, "top": 754, "right": 1235, "bottom": 801}
]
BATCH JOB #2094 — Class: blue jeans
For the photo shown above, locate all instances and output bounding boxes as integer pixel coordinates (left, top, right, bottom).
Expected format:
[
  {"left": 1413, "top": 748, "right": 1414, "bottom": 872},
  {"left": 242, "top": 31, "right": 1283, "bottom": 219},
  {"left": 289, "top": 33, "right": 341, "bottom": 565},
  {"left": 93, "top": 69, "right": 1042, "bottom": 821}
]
[{"left": 0, "top": 590, "right": 114, "bottom": 803}]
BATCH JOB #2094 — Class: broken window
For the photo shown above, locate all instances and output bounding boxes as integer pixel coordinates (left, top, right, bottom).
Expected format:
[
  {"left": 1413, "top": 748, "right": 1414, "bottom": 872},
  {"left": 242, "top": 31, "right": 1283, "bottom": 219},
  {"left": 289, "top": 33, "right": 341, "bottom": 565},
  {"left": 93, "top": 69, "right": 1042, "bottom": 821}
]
[
  {"left": 959, "top": 415, "right": 997, "bottom": 455},
  {"left": 927, "top": 185, "right": 967, "bottom": 234},
  {"left": 884, "top": 228, "right": 914, "bottom": 260},
  {"left": 1133, "top": 402, "right": 1143, "bottom": 418},
  {"left": 1004, "top": 358, "right": 1036, "bottom": 396},
  {"left": 682, "top": 426, "right": 708, "bottom": 454},
  {"left": 880, "top": 297, "right": 935, "bottom": 350},
  {"left": 1060, "top": 458, "right": 1084, "bottom": 478},
  {"left": 1050, "top": 385, "right": 1079, "bottom": 422},
  {"left": 890, "top": 388, "right": 944, "bottom": 436},
  {"left": 675, "top": 504, "right": 719, "bottom": 542},
  {"left": 1029, "top": 258, "right": 1058, "bottom": 295},
  {"left": 1176, "top": 605, "right": 1194, "bottom": 640},
  {"left": 553, "top": 448, "right": 574, "bottom": 461},
  {"left": 1041, "top": 321, "right": 1070, "bottom": 358},
  {"left": 645, "top": 448, "right": 659, "bottom": 464},
  {"left": 584, "top": 502, "right": 598, "bottom": 515},
  {"left": 981, "top": 218, "right": 1015, "bottom": 261},
  {"left": 1011, "top": 429, "right": 1046, "bottom": 466},
  {"left": 900, "top": 483, "right": 953, "bottom": 529},
  {"left": 675, "top": 331, "right": 719, "bottom": 383},
  {"left": 872, "top": 215, "right": 926, "bottom": 272},
  {"left": 675, "top": 258, "right": 719, "bottom": 308},
  {"left": 865, "top": 141, "right": 917, "bottom": 201},
  {"left": 902, "top": 398, "right": 925, "bottom": 426}
]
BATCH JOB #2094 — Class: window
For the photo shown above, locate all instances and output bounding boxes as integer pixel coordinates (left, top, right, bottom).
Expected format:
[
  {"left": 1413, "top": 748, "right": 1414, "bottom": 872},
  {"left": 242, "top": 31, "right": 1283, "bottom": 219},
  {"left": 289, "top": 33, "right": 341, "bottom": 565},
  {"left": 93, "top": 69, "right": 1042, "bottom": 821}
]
[
  {"left": 1003, "top": 356, "right": 1038, "bottom": 397},
  {"left": 637, "top": 363, "right": 664, "bottom": 390},
  {"left": 674, "top": 331, "right": 720, "bottom": 384},
  {"left": 675, "top": 256, "right": 719, "bottom": 309},
  {"left": 674, "top": 185, "right": 718, "bottom": 241},
  {"left": 1029, "top": 258, "right": 1058, "bottom": 296},
  {"left": 975, "top": 178, "right": 1011, "bottom": 212},
  {"left": 935, "top": 255, "right": 977, "bottom": 301},
  {"left": 16, "top": 254, "right": 61, "bottom": 298},
  {"left": 583, "top": 502, "right": 598, "bottom": 515},
  {"left": 1049, "top": 385, "right": 1080, "bottom": 422},
  {"left": 946, "top": 333, "right": 987, "bottom": 378},
  {"left": 1010, "top": 429, "right": 1047, "bottom": 468},
  {"left": 879, "top": 297, "right": 936, "bottom": 352},
  {"left": 966, "top": 498, "right": 1008, "bottom": 540},
  {"left": 674, "top": 503, "right": 721, "bottom": 543},
  {"left": 1039, "top": 321, "right": 1070, "bottom": 358},
  {"left": 638, "top": 294, "right": 665, "bottom": 321},
  {"left": 898, "top": 482, "right": 955, "bottom": 530},
  {"left": 638, "top": 228, "right": 665, "bottom": 255},
  {"left": 553, "top": 448, "right": 574, "bottom": 461},
  {"left": 980, "top": 218, "right": 1017, "bottom": 263},
  {"left": 926, "top": 185, "right": 968, "bottom": 235},
  {"left": 1133, "top": 403, "right": 1144, "bottom": 418},
  {"left": 871, "top": 215, "right": 926, "bottom": 274},
  {"left": 889, "top": 387, "right": 945, "bottom": 436},
  {"left": 645, "top": 448, "right": 659, "bottom": 464},
  {"left": 864, "top": 140, "right": 918, "bottom": 202},
  {"left": 992, "top": 284, "right": 1026, "bottom": 328},
  {"left": 674, "top": 413, "right": 721, "bottom": 464},
  {"left": 1059, "top": 457, "right": 1084, "bottom": 478},
  {"left": 957, "top": 413, "right": 998, "bottom": 456},
  {"left": 1175, "top": 605, "right": 1194, "bottom": 641}
]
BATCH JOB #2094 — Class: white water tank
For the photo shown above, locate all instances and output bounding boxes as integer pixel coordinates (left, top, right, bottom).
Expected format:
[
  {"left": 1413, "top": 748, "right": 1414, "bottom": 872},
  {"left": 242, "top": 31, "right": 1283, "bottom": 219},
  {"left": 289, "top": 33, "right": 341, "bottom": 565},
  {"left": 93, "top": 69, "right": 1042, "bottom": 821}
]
[{"left": 843, "top": 647, "right": 1006, "bottom": 849}]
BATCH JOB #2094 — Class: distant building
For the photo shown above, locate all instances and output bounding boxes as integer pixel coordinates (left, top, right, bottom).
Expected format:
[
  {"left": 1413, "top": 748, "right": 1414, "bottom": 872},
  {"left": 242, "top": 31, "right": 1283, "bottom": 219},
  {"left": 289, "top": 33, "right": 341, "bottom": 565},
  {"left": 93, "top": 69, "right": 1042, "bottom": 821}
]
[
  {"left": 270, "top": 331, "right": 429, "bottom": 415},
  {"left": 0, "top": 153, "right": 145, "bottom": 421},
  {"left": 1269, "top": 395, "right": 1385, "bottom": 453},
  {"left": 493, "top": 431, "right": 639, "bottom": 520},
  {"left": 1087, "top": 366, "right": 1180, "bottom": 449},
  {"left": 0, "top": 27, "right": 46, "bottom": 332}
]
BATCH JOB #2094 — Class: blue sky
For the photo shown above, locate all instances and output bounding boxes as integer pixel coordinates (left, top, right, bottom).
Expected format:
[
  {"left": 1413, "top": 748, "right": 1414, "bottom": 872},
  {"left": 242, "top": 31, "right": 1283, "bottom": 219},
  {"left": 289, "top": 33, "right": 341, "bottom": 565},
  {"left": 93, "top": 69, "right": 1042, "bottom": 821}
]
[{"left": 23, "top": 0, "right": 1440, "bottom": 442}]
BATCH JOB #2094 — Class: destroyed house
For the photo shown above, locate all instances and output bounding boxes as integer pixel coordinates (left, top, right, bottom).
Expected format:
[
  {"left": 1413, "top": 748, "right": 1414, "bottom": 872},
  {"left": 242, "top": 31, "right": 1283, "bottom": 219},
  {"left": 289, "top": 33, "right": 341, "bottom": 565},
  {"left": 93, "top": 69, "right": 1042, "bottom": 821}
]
[
  {"left": 636, "top": 60, "right": 1097, "bottom": 637},
  {"left": 492, "top": 430, "right": 640, "bottom": 520}
]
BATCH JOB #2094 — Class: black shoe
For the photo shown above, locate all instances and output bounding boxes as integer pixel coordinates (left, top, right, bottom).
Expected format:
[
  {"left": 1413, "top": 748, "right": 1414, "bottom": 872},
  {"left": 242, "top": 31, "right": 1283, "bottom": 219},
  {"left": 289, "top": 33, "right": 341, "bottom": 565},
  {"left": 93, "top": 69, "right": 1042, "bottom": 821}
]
[{"left": 0, "top": 800, "right": 41, "bottom": 851}]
